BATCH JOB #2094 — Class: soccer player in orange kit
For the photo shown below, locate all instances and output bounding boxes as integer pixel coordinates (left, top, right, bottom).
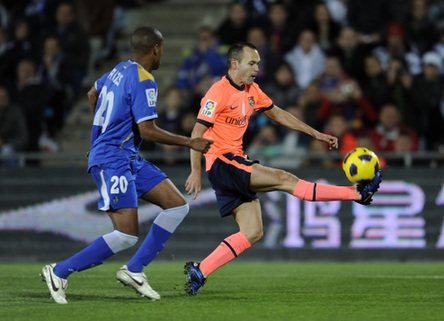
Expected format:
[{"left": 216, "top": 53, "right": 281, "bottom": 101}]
[{"left": 183, "top": 42, "right": 381, "bottom": 296}]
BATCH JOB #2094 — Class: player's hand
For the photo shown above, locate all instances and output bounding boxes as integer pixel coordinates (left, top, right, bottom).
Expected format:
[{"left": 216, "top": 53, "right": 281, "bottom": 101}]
[
  {"left": 185, "top": 171, "right": 201, "bottom": 200},
  {"left": 317, "top": 133, "right": 338, "bottom": 150},
  {"left": 189, "top": 138, "right": 213, "bottom": 153}
]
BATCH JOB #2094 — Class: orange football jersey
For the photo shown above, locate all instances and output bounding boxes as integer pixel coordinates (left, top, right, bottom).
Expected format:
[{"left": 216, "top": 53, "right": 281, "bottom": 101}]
[{"left": 197, "top": 75, "right": 273, "bottom": 170}]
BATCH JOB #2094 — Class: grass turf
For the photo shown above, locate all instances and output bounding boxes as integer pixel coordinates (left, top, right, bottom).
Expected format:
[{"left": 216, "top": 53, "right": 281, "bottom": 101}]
[{"left": 0, "top": 261, "right": 443, "bottom": 321}]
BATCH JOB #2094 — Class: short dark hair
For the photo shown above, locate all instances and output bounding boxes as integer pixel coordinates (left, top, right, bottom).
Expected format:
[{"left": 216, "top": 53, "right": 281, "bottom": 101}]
[
  {"left": 130, "top": 26, "right": 163, "bottom": 55},
  {"left": 227, "top": 41, "right": 257, "bottom": 67}
]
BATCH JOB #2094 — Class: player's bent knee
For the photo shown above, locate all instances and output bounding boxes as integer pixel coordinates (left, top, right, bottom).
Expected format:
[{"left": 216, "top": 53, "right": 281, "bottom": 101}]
[
  {"left": 103, "top": 230, "right": 139, "bottom": 254},
  {"left": 153, "top": 203, "right": 189, "bottom": 233},
  {"left": 244, "top": 229, "right": 263, "bottom": 245}
]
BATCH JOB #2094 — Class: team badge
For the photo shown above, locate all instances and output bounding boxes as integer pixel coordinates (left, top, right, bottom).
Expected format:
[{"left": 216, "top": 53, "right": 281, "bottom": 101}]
[
  {"left": 201, "top": 99, "right": 217, "bottom": 117},
  {"left": 248, "top": 96, "right": 255, "bottom": 107},
  {"left": 145, "top": 88, "right": 157, "bottom": 106},
  {"left": 113, "top": 196, "right": 119, "bottom": 204}
]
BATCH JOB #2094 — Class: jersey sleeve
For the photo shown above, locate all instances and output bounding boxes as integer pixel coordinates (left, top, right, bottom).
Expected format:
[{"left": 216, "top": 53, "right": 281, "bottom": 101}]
[
  {"left": 94, "top": 72, "right": 109, "bottom": 94},
  {"left": 196, "top": 83, "right": 226, "bottom": 127},
  {"left": 132, "top": 79, "right": 158, "bottom": 124},
  {"left": 253, "top": 85, "right": 274, "bottom": 112}
]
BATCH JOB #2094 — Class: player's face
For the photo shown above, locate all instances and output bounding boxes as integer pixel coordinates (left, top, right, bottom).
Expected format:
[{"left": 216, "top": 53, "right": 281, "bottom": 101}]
[{"left": 238, "top": 47, "right": 260, "bottom": 85}]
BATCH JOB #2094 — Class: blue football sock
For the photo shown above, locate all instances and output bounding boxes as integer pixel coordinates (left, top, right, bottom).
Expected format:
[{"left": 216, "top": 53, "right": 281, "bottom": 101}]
[
  {"left": 126, "top": 223, "right": 171, "bottom": 273},
  {"left": 53, "top": 237, "right": 114, "bottom": 279}
]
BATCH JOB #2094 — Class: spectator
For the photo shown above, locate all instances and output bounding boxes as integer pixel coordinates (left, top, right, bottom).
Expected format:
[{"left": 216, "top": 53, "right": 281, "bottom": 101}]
[
  {"left": 272, "top": 105, "right": 310, "bottom": 168},
  {"left": 246, "top": 26, "right": 282, "bottom": 86},
  {"left": 328, "top": 27, "right": 370, "bottom": 80},
  {"left": 306, "top": 2, "right": 342, "bottom": 52},
  {"left": 157, "top": 86, "right": 187, "bottom": 134},
  {"left": 176, "top": 26, "right": 227, "bottom": 109},
  {"left": 246, "top": 124, "right": 282, "bottom": 164},
  {"left": 78, "top": 0, "right": 115, "bottom": 86},
  {"left": 394, "top": 132, "right": 415, "bottom": 153},
  {"left": 410, "top": 51, "right": 444, "bottom": 150},
  {"left": 37, "top": 35, "right": 69, "bottom": 137},
  {"left": 402, "top": 0, "right": 437, "bottom": 55},
  {"left": 216, "top": 1, "right": 251, "bottom": 46},
  {"left": 262, "top": 1, "right": 297, "bottom": 55},
  {"left": 3, "top": 19, "right": 39, "bottom": 81},
  {"left": 10, "top": 59, "right": 53, "bottom": 159},
  {"left": 385, "top": 56, "right": 417, "bottom": 128},
  {"left": 0, "top": 85, "right": 28, "bottom": 165},
  {"left": 372, "top": 22, "right": 422, "bottom": 75},
  {"left": 324, "top": 112, "right": 357, "bottom": 154},
  {"left": 262, "top": 61, "right": 300, "bottom": 109},
  {"left": 368, "top": 104, "right": 419, "bottom": 152},
  {"left": 48, "top": 1, "right": 90, "bottom": 109},
  {"left": 237, "top": 0, "right": 269, "bottom": 26},
  {"left": 303, "top": 137, "right": 334, "bottom": 168},
  {"left": 323, "top": 0, "right": 348, "bottom": 26},
  {"left": 298, "top": 81, "right": 328, "bottom": 130},
  {"left": 284, "top": 29, "right": 325, "bottom": 89},
  {"left": 317, "top": 78, "right": 379, "bottom": 133},
  {"left": 316, "top": 55, "right": 347, "bottom": 99},
  {"left": 287, "top": 0, "right": 318, "bottom": 38},
  {"left": 359, "top": 55, "right": 390, "bottom": 112},
  {"left": 347, "top": 0, "right": 392, "bottom": 48}
]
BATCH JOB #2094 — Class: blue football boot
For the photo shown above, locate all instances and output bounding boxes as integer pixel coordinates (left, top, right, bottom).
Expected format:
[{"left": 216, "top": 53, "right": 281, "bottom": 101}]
[
  {"left": 355, "top": 170, "right": 382, "bottom": 205},
  {"left": 184, "top": 261, "right": 207, "bottom": 296}
]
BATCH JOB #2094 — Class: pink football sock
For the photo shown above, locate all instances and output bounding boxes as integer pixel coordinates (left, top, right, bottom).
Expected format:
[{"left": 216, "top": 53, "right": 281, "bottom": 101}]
[
  {"left": 293, "top": 179, "right": 359, "bottom": 201},
  {"left": 199, "top": 232, "right": 251, "bottom": 277}
]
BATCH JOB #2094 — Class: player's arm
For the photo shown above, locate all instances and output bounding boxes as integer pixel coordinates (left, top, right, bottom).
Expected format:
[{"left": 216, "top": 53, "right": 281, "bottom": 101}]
[
  {"left": 87, "top": 86, "right": 99, "bottom": 115},
  {"left": 138, "top": 119, "right": 212, "bottom": 153},
  {"left": 185, "top": 122, "right": 209, "bottom": 200},
  {"left": 263, "top": 105, "right": 338, "bottom": 150}
]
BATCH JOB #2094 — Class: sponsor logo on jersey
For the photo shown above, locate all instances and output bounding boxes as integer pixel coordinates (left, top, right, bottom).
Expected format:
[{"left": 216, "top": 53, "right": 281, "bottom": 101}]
[
  {"left": 224, "top": 115, "right": 248, "bottom": 127},
  {"left": 248, "top": 96, "right": 255, "bottom": 107},
  {"left": 202, "top": 99, "right": 216, "bottom": 117},
  {"left": 146, "top": 88, "right": 156, "bottom": 106}
]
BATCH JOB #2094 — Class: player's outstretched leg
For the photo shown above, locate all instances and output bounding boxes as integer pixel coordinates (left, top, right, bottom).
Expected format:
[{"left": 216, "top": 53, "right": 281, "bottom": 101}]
[
  {"left": 116, "top": 265, "right": 161, "bottom": 300},
  {"left": 40, "top": 263, "right": 68, "bottom": 304},
  {"left": 355, "top": 170, "right": 382, "bottom": 205},
  {"left": 184, "top": 262, "right": 207, "bottom": 296}
]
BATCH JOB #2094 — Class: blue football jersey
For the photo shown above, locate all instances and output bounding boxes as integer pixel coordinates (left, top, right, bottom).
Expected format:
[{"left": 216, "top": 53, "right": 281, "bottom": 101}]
[{"left": 88, "top": 60, "right": 158, "bottom": 170}]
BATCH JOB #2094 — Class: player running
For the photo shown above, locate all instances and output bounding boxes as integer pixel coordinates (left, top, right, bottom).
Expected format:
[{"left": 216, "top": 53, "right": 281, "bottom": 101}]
[
  {"left": 40, "top": 26, "right": 212, "bottom": 304},
  {"left": 184, "top": 42, "right": 381, "bottom": 296}
]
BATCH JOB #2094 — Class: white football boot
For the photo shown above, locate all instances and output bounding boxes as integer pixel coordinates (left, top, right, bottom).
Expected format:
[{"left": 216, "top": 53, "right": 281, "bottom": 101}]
[
  {"left": 40, "top": 263, "right": 68, "bottom": 304},
  {"left": 116, "top": 265, "right": 160, "bottom": 300}
]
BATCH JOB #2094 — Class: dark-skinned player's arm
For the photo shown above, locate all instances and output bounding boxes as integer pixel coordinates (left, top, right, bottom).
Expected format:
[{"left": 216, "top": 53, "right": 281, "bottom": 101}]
[
  {"left": 87, "top": 86, "right": 99, "bottom": 116},
  {"left": 138, "top": 120, "right": 212, "bottom": 153}
]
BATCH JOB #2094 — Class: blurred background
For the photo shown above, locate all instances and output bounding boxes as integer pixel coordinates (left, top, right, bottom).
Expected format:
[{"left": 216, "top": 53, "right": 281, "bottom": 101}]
[{"left": 0, "top": 0, "right": 443, "bottom": 261}]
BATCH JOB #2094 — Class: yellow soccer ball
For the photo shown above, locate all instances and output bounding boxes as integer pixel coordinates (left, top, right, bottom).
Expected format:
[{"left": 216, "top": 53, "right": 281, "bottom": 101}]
[{"left": 342, "top": 147, "right": 380, "bottom": 183}]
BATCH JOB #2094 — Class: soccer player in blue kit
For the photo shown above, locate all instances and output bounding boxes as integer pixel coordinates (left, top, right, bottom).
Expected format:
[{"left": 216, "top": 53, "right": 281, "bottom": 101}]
[{"left": 40, "top": 26, "right": 213, "bottom": 304}]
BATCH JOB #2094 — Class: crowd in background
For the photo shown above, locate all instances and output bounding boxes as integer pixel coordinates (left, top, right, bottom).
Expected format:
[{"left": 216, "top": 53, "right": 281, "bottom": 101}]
[
  {"left": 1, "top": 0, "right": 444, "bottom": 168},
  {"left": 0, "top": 0, "right": 152, "bottom": 164},
  {"left": 162, "top": 0, "right": 444, "bottom": 168}
]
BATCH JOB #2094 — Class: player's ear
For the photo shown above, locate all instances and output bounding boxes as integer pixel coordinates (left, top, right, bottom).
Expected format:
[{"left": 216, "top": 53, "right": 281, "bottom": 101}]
[
  {"left": 230, "top": 58, "right": 238, "bottom": 70},
  {"left": 153, "top": 44, "right": 159, "bottom": 56}
]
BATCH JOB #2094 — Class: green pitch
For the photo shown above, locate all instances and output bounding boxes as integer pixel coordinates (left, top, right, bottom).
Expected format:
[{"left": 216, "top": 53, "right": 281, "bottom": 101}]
[{"left": 1, "top": 261, "right": 443, "bottom": 321}]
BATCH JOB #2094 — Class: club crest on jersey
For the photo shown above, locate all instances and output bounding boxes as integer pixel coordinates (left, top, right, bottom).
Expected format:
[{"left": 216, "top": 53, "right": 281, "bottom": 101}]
[
  {"left": 248, "top": 96, "right": 255, "bottom": 107},
  {"left": 202, "top": 99, "right": 216, "bottom": 117},
  {"left": 145, "top": 88, "right": 156, "bottom": 106}
]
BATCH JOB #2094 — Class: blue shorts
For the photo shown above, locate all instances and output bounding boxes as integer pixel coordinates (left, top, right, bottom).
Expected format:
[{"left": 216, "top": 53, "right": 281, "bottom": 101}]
[
  {"left": 207, "top": 153, "right": 258, "bottom": 217},
  {"left": 90, "top": 157, "right": 167, "bottom": 211}
]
